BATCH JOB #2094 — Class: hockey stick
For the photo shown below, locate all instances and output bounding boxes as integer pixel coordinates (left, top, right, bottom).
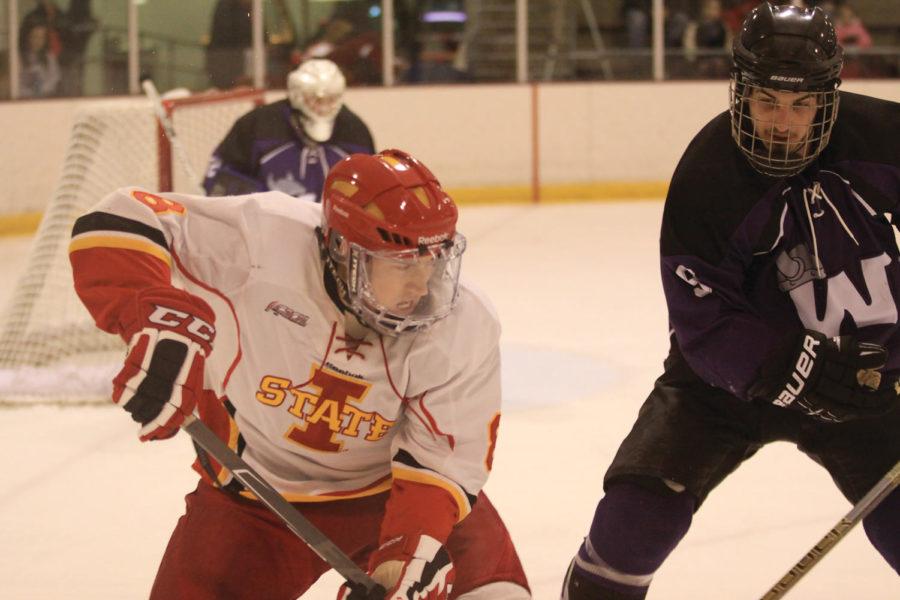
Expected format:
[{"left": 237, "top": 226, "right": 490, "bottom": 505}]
[
  {"left": 181, "top": 414, "right": 385, "bottom": 598},
  {"left": 141, "top": 79, "right": 203, "bottom": 194},
  {"left": 758, "top": 459, "right": 900, "bottom": 600}
]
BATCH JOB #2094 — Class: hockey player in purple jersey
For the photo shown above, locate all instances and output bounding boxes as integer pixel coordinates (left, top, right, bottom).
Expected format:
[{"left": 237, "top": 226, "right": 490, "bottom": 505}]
[
  {"left": 563, "top": 3, "right": 900, "bottom": 598},
  {"left": 203, "top": 58, "right": 375, "bottom": 201}
]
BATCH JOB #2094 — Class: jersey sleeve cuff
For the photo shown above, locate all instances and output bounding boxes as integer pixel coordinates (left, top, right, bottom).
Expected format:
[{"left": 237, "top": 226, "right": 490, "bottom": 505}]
[{"left": 379, "top": 477, "right": 463, "bottom": 546}]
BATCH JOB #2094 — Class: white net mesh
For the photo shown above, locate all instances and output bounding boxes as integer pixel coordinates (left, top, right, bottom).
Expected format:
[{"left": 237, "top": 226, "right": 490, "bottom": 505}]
[{"left": 0, "top": 89, "right": 264, "bottom": 405}]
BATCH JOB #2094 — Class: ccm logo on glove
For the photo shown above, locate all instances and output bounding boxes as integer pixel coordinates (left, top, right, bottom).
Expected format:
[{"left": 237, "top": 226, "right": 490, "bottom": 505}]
[
  {"left": 148, "top": 305, "right": 215, "bottom": 343},
  {"left": 113, "top": 287, "right": 217, "bottom": 441}
]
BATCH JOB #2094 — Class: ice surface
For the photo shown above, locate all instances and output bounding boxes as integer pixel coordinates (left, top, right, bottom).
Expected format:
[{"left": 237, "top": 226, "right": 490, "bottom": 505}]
[{"left": 0, "top": 203, "right": 896, "bottom": 599}]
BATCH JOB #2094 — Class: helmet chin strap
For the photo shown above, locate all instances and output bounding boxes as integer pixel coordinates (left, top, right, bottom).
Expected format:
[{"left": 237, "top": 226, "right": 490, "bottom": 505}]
[
  {"left": 317, "top": 227, "right": 379, "bottom": 337},
  {"left": 342, "top": 312, "right": 371, "bottom": 341},
  {"left": 317, "top": 227, "right": 352, "bottom": 310}
]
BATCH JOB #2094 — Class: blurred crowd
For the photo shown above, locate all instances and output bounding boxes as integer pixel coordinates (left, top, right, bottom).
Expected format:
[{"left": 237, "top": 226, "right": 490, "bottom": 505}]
[
  {"left": 18, "top": 0, "right": 96, "bottom": 98},
  {"left": 10, "top": 0, "right": 897, "bottom": 99}
]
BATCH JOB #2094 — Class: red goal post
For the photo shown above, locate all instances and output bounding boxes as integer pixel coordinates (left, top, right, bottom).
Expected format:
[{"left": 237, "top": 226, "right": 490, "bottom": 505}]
[{"left": 157, "top": 87, "right": 266, "bottom": 193}]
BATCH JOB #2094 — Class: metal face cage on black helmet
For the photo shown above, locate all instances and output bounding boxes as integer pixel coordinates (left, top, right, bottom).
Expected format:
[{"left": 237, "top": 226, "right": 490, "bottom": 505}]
[
  {"left": 730, "top": 80, "right": 839, "bottom": 177},
  {"left": 729, "top": 3, "right": 843, "bottom": 177},
  {"left": 326, "top": 232, "right": 467, "bottom": 337}
]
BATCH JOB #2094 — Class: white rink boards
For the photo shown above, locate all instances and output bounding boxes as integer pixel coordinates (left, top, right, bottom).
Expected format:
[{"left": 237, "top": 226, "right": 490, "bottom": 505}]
[{"left": 0, "top": 202, "right": 897, "bottom": 599}]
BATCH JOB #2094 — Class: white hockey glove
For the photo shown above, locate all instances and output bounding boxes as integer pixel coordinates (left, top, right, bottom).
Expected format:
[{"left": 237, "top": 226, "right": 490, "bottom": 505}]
[
  {"left": 337, "top": 535, "right": 455, "bottom": 600},
  {"left": 113, "top": 287, "right": 215, "bottom": 441}
]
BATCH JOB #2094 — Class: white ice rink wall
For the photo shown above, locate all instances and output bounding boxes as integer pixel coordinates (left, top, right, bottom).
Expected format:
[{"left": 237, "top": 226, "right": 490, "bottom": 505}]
[{"left": 0, "top": 79, "right": 898, "bottom": 218}]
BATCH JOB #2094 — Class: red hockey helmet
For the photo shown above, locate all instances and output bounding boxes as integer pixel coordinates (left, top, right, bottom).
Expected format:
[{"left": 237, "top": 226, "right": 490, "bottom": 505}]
[{"left": 321, "top": 149, "right": 466, "bottom": 336}]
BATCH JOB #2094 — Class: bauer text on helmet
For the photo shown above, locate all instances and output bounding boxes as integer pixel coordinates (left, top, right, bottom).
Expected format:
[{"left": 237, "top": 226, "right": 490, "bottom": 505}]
[
  {"left": 729, "top": 2, "right": 843, "bottom": 177},
  {"left": 320, "top": 149, "right": 466, "bottom": 336},
  {"left": 288, "top": 59, "right": 347, "bottom": 142}
]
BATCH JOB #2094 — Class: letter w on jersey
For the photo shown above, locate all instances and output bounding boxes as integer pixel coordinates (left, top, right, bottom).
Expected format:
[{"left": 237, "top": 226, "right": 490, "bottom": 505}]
[
  {"left": 788, "top": 253, "right": 898, "bottom": 333},
  {"left": 114, "top": 288, "right": 216, "bottom": 441}
]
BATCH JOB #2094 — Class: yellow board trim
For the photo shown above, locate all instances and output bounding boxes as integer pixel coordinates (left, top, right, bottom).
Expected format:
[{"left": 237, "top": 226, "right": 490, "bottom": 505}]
[
  {"left": 0, "top": 181, "right": 669, "bottom": 238},
  {"left": 68, "top": 235, "right": 172, "bottom": 268},
  {"left": 0, "top": 212, "right": 43, "bottom": 236},
  {"left": 392, "top": 465, "right": 471, "bottom": 521}
]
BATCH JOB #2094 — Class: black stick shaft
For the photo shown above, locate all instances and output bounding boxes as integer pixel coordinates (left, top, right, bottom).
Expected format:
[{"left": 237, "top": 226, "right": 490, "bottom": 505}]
[{"left": 181, "top": 415, "right": 379, "bottom": 592}]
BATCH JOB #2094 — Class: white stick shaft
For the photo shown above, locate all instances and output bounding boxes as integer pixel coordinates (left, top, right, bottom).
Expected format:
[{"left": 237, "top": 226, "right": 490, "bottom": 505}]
[
  {"left": 142, "top": 79, "right": 203, "bottom": 193},
  {"left": 759, "top": 460, "right": 900, "bottom": 600}
]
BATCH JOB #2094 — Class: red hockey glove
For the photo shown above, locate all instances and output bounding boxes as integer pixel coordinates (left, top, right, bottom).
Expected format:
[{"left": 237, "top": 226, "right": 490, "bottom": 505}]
[
  {"left": 113, "top": 287, "right": 215, "bottom": 441},
  {"left": 337, "top": 535, "right": 455, "bottom": 600}
]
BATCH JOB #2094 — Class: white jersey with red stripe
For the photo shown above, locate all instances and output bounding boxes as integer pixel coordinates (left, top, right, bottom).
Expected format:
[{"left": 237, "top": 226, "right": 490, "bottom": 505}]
[{"left": 69, "top": 187, "right": 502, "bottom": 523}]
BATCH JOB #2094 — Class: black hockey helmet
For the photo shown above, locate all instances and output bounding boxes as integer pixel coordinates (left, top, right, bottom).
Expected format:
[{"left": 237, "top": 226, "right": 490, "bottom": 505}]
[
  {"left": 733, "top": 1, "right": 842, "bottom": 92},
  {"left": 730, "top": 2, "right": 843, "bottom": 177}
]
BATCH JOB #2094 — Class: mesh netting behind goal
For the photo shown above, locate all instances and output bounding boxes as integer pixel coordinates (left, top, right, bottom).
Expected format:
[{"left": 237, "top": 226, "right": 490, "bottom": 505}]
[{"left": 0, "top": 88, "right": 265, "bottom": 405}]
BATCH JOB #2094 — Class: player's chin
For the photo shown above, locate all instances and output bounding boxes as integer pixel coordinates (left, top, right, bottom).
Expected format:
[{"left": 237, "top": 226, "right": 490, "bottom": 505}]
[
  {"left": 762, "top": 140, "right": 799, "bottom": 158},
  {"left": 390, "top": 299, "right": 420, "bottom": 316}
]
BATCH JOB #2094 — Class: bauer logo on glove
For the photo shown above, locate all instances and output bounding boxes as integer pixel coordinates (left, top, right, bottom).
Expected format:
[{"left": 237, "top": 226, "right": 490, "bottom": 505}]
[{"left": 755, "top": 330, "right": 900, "bottom": 423}]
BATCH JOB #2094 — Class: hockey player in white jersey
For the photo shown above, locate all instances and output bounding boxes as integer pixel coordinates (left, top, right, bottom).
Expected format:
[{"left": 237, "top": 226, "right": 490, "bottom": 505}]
[{"left": 69, "top": 149, "right": 531, "bottom": 600}]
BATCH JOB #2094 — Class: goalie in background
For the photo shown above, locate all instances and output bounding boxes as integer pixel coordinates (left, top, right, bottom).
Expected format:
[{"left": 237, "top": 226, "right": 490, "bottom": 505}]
[
  {"left": 69, "top": 149, "right": 530, "bottom": 599},
  {"left": 203, "top": 58, "right": 375, "bottom": 202},
  {"left": 562, "top": 4, "right": 900, "bottom": 599}
]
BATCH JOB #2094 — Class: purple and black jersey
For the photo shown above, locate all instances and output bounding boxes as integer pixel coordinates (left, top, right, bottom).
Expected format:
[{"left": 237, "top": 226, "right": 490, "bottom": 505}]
[
  {"left": 203, "top": 99, "right": 375, "bottom": 201},
  {"left": 661, "top": 91, "right": 900, "bottom": 400}
]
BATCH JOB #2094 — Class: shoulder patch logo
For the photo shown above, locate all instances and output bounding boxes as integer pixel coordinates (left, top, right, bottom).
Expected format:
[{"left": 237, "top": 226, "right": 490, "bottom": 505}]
[
  {"left": 675, "top": 265, "right": 712, "bottom": 298},
  {"left": 265, "top": 301, "right": 310, "bottom": 327}
]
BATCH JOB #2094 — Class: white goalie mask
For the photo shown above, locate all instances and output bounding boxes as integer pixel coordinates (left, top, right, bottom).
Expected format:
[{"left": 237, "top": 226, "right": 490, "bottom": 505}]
[{"left": 287, "top": 59, "right": 346, "bottom": 142}]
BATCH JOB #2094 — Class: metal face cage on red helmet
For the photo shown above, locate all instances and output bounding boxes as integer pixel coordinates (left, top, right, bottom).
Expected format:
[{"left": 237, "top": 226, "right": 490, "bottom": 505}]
[
  {"left": 729, "top": 2, "right": 843, "bottom": 177},
  {"left": 342, "top": 235, "right": 466, "bottom": 336},
  {"left": 320, "top": 149, "right": 466, "bottom": 336}
]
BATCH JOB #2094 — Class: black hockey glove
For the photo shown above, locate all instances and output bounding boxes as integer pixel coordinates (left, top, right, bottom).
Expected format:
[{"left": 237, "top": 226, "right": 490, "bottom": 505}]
[
  {"left": 341, "top": 582, "right": 387, "bottom": 600},
  {"left": 752, "top": 330, "right": 900, "bottom": 423}
]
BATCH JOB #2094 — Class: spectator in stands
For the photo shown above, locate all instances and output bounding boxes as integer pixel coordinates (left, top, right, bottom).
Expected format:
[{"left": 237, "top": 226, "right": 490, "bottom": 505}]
[
  {"left": 721, "top": 0, "right": 759, "bottom": 33},
  {"left": 622, "top": 0, "right": 690, "bottom": 49},
  {"left": 684, "top": 0, "right": 730, "bottom": 78},
  {"left": 623, "top": 0, "right": 651, "bottom": 48},
  {"left": 298, "top": 3, "right": 382, "bottom": 85},
  {"left": 665, "top": 6, "right": 691, "bottom": 50},
  {"left": 833, "top": 2, "right": 877, "bottom": 78},
  {"left": 57, "top": 0, "right": 97, "bottom": 96},
  {"left": 19, "top": 21, "right": 60, "bottom": 98},
  {"left": 834, "top": 3, "right": 872, "bottom": 48},
  {"left": 206, "top": 0, "right": 253, "bottom": 89},
  {"left": 20, "top": 0, "right": 96, "bottom": 97},
  {"left": 20, "top": 1, "right": 63, "bottom": 58}
]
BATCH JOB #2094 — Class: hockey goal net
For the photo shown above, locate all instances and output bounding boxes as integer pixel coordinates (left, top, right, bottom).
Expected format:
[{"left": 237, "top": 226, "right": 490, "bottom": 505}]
[{"left": 0, "top": 88, "right": 265, "bottom": 405}]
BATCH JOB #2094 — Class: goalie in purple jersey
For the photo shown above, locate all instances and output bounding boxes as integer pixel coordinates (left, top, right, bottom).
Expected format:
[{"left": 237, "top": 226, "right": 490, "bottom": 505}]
[
  {"left": 563, "top": 3, "right": 900, "bottom": 599},
  {"left": 203, "top": 58, "right": 375, "bottom": 201}
]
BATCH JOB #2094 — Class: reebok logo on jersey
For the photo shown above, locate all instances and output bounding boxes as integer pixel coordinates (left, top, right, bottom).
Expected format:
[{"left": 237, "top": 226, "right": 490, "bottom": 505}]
[
  {"left": 773, "top": 334, "right": 820, "bottom": 407},
  {"left": 265, "top": 301, "right": 309, "bottom": 327}
]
